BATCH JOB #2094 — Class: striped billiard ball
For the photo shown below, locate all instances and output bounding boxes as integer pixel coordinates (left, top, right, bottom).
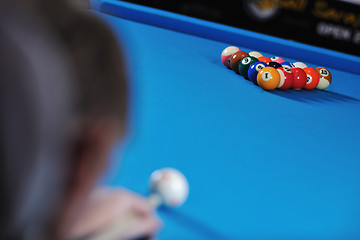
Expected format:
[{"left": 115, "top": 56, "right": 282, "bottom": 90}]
[
  {"left": 277, "top": 67, "right": 294, "bottom": 90},
  {"left": 270, "top": 56, "right": 285, "bottom": 64},
  {"left": 315, "top": 67, "right": 332, "bottom": 90},
  {"left": 221, "top": 46, "right": 240, "bottom": 68}
]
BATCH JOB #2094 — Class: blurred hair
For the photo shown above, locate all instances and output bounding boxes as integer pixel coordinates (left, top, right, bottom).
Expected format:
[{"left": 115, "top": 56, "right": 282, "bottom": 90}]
[
  {"left": 37, "top": 0, "right": 128, "bottom": 128},
  {"left": 0, "top": 1, "right": 128, "bottom": 239},
  {"left": 0, "top": 3, "right": 74, "bottom": 239}
]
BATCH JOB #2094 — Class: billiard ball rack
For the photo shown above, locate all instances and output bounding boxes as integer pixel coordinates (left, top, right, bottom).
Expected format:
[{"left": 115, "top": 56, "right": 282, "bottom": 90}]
[
  {"left": 91, "top": 0, "right": 360, "bottom": 75},
  {"left": 221, "top": 46, "right": 332, "bottom": 91}
]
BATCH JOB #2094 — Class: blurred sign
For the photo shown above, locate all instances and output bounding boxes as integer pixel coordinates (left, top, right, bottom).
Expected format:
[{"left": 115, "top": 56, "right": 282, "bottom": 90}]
[{"left": 122, "top": 0, "right": 360, "bottom": 56}]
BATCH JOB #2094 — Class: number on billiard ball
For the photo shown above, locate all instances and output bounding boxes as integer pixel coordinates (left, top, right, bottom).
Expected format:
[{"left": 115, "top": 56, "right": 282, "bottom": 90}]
[
  {"left": 238, "top": 56, "right": 259, "bottom": 79},
  {"left": 257, "top": 66, "right": 281, "bottom": 91},
  {"left": 315, "top": 67, "right": 332, "bottom": 90},
  {"left": 229, "top": 51, "right": 250, "bottom": 74},
  {"left": 303, "top": 67, "right": 320, "bottom": 90}
]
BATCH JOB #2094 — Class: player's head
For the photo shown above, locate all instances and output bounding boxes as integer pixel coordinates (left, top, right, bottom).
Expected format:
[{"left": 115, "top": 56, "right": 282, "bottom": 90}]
[
  {"left": 0, "top": 1, "right": 128, "bottom": 239},
  {"left": 45, "top": 5, "right": 129, "bottom": 236}
]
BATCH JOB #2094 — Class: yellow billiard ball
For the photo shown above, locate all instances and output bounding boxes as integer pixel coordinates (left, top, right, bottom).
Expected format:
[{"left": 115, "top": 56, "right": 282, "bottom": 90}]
[{"left": 257, "top": 67, "right": 281, "bottom": 91}]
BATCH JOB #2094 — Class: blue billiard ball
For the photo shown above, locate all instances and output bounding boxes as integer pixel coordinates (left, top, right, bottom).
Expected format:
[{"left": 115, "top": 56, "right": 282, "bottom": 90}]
[
  {"left": 281, "top": 61, "right": 294, "bottom": 69},
  {"left": 248, "top": 61, "right": 267, "bottom": 85}
]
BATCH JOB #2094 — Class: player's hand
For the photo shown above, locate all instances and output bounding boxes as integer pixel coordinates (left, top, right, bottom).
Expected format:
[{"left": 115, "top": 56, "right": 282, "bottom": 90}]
[{"left": 64, "top": 187, "right": 162, "bottom": 240}]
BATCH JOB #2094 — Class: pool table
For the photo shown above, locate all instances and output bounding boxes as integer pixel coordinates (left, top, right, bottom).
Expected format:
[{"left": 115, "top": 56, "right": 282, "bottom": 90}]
[{"left": 90, "top": 1, "right": 360, "bottom": 239}]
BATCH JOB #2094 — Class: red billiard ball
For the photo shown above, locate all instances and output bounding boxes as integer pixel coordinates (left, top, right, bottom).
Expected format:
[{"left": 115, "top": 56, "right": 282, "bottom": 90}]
[
  {"left": 277, "top": 67, "right": 294, "bottom": 90},
  {"left": 221, "top": 46, "right": 240, "bottom": 68},
  {"left": 303, "top": 67, "right": 320, "bottom": 90},
  {"left": 270, "top": 56, "right": 285, "bottom": 64},
  {"left": 229, "top": 51, "right": 250, "bottom": 74},
  {"left": 257, "top": 66, "right": 281, "bottom": 91},
  {"left": 315, "top": 67, "right": 332, "bottom": 90},
  {"left": 291, "top": 67, "right": 307, "bottom": 90},
  {"left": 257, "top": 56, "right": 272, "bottom": 64}
]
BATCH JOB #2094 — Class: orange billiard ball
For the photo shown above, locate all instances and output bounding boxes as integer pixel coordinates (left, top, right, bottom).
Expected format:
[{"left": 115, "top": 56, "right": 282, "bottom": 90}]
[
  {"left": 257, "top": 56, "right": 272, "bottom": 64},
  {"left": 303, "top": 67, "right": 320, "bottom": 90},
  {"left": 229, "top": 51, "right": 250, "bottom": 74},
  {"left": 277, "top": 67, "right": 294, "bottom": 90},
  {"left": 257, "top": 67, "right": 281, "bottom": 91},
  {"left": 315, "top": 67, "right": 332, "bottom": 90}
]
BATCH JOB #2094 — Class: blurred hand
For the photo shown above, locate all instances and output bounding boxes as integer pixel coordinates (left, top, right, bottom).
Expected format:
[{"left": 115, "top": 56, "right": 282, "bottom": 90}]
[{"left": 64, "top": 187, "right": 162, "bottom": 240}]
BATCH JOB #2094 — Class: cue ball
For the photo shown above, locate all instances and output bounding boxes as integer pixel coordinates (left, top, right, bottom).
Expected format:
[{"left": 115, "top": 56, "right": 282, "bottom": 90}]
[
  {"left": 277, "top": 67, "right": 294, "bottom": 90},
  {"left": 149, "top": 168, "right": 189, "bottom": 207},
  {"left": 291, "top": 67, "right": 307, "bottom": 90},
  {"left": 230, "top": 51, "right": 250, "bottom": 74},
  {"left": 292, "top": 62, "right": 308, "bottom": 69},
  {"left": 221, "top": 46, "right": 240, "bottom": 68},
  {"left": 249, "top": 51, "right": 263, "bottom": 58},
  {"left": 257, "top": 56, "right": 272, "bottom": 64},
  {"left": 238, "top": 56, "right": 259, "bottom": 79},
  {"left": 268, "top": 61, "right": 282, "bottom": 69},
  {"left": 315, "top": 67, "right": 332, "bottom": 90},
  {"left": 303, "top": 67, "right": 320, "bottom": 90},
  {"left": 257, "top": 66, "right": 281, "bottom": 91},
  {"left": 248, "top": 61, "right": 267, "bottom": 85},
  {"left": 270, "top": 56, "right": 285, "bottom": 64}
]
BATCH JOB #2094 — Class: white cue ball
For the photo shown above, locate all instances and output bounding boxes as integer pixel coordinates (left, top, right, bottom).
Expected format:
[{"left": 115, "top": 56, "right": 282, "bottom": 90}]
[
  {"left": 292, "top": 62, "right": 308, "bottom": 69},
  {"left": 249, "top": 51, "right": 263, "bottom": 58},
  {"left": 149, "top": 168, "right": 189, "bottom": 207}
]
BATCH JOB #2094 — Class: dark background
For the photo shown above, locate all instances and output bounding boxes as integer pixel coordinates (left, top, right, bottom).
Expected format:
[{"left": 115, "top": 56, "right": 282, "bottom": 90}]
[{"left": 121, "top": 0, "right": 360, "bottom": 57}]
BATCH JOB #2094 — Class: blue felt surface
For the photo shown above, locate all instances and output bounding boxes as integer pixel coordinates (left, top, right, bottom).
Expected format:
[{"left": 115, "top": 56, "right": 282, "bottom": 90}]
[
  {"left": 92, "top": 0, "right": 360, "bottom": 75},
  {"left": 90, "top": 6, "right": 360, "bottom": 240}
]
